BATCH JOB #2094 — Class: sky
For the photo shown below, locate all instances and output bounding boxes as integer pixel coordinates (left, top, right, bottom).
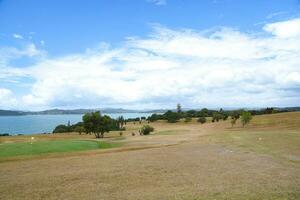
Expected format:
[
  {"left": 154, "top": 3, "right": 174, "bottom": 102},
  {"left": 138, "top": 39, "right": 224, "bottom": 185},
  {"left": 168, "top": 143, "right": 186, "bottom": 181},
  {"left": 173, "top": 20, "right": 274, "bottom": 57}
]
[{"left": 0, "top": 0, "right": 300, "bottom": 110}]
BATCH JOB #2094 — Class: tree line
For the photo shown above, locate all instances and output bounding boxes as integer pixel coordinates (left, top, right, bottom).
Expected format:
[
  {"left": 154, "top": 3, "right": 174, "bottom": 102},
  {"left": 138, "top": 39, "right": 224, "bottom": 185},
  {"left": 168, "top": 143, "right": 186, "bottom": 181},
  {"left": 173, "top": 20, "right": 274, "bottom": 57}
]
[
  {"left": 146, "top": 104, "right": 273, "bottom": 125},
  {"left": 52, "top": 106, "right": 277, "bottom": 138}
]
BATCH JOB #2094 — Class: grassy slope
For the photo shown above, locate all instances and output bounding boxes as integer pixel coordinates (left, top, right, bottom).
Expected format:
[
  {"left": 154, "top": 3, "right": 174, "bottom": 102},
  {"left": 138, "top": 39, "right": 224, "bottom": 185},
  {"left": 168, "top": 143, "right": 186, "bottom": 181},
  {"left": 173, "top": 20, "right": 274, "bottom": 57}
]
[
  {"left": 0, "top": 140, "right": 118, "bottom": 157},
  {"left": 208, "top": 112, "right": 300, "bottom": 163},
  {"left": 0, "top": 112, "right": 299, "bottom": 200}
]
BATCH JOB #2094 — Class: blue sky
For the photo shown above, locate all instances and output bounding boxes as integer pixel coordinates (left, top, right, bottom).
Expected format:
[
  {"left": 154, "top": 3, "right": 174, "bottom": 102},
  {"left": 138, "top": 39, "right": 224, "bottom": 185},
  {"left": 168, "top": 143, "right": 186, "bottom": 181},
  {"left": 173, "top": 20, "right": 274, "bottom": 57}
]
[{"left": 0, "top": 0, "right": 300, "bottom": 110}]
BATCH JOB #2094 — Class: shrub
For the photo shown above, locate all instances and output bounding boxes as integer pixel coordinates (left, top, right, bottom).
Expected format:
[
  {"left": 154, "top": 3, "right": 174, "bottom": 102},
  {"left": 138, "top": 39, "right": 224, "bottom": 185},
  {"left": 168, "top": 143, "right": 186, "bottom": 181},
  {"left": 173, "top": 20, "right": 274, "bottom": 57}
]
[
  {"left": 197, "top": 117, "right": 206, "bottom": 124},
  {"left": 139, "top": 125, "right": 154, "bottom": 135},
  {"left": 184, "top": 117, "right": 192, "bottom": 122}
]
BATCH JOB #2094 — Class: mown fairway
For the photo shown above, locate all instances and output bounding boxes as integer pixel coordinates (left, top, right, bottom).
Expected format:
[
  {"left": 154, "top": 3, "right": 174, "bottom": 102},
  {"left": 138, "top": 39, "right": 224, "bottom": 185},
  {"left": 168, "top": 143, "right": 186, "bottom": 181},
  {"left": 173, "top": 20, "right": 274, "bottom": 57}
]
[
  {"left": 0, "top": 112, "right": 299, "bottom": 199},
  {"left": 0, "top": 140, "right": 119, "bottom": 158}
]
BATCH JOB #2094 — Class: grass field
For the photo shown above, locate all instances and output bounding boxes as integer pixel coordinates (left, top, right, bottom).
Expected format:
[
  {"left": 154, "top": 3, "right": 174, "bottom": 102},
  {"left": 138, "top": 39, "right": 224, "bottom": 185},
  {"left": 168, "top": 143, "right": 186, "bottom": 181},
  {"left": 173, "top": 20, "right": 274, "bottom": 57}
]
[
  {"left": 0, "top": 112, "right": 299, "bottom": 199},
  {"left": 0, "top": 140, "right": 119, "bottom": 157}
]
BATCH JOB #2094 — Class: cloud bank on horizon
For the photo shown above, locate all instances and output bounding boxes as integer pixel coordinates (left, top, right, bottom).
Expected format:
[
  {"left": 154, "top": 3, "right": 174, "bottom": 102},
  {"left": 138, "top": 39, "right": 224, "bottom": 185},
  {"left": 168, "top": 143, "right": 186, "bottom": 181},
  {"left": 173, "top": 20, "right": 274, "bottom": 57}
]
[{"left": 0, "top": 17, "right": 300, "bottom": 110}]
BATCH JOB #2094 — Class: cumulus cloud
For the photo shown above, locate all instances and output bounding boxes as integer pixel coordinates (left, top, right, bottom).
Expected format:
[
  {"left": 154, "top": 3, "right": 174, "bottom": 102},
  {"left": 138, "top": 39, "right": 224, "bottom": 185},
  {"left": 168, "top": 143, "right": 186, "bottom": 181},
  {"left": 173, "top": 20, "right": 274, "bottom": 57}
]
[
  {"left": 0, "top": 88, "right": 18, "bottom": 108},
  {"left": 264, "top": 18, "right": 300, "bottom": 38},
  {"left": 1, "top": 18, "right": 300, "bottom": 109}
]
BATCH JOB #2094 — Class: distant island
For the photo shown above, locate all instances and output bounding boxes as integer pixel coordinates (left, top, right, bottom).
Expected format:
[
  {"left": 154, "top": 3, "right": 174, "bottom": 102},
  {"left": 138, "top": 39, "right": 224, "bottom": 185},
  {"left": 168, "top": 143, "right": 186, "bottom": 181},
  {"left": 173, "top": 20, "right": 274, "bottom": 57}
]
[
  {"left": 0, "top": 107, "right": 300, "bottom": 116},
  {"left": 0, "top": 108, "right": 168, "bottom": 116}
]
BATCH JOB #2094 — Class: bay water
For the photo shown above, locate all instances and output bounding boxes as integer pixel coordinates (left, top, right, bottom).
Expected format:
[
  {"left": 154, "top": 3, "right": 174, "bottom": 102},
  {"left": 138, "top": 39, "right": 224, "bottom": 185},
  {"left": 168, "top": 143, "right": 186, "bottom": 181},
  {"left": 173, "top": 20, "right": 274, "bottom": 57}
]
[{"left": 0, "top": 113, "right": 152, "bottom": 135}]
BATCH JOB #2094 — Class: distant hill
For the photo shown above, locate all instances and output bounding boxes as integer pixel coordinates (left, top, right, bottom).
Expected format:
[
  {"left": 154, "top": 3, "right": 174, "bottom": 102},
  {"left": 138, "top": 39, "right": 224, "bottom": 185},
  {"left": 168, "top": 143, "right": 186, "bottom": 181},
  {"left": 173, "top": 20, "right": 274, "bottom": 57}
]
[
  {"left": 0, "top": 107, "right": 299, "bottom": 116},
  {"left": 0, "top": 108, "right": 159, "bottom": 116},
  {"left": 33, "top": 108, "right": 149, "bottom": 114},
  {"left": 0, "top": 110, "right": 26, "bottom": 116},
  {"left": 31, "top": 109, "right": 97, "bottom": 115}
]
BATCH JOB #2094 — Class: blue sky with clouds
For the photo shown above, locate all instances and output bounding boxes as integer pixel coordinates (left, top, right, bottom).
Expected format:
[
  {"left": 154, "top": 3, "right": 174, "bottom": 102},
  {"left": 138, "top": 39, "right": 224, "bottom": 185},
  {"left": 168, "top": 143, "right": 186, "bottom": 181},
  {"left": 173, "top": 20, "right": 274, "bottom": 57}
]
[{"left": 0, "top": 0, "right": 300, "bottom": 110}]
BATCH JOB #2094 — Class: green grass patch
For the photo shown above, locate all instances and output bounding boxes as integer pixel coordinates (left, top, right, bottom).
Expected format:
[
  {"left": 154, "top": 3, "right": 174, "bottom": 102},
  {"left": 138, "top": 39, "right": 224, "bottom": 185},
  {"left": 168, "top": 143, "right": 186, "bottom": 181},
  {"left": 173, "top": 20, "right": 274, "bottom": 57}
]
[{"left": 0, "top": 140, "right": 119, "bottom": 157}]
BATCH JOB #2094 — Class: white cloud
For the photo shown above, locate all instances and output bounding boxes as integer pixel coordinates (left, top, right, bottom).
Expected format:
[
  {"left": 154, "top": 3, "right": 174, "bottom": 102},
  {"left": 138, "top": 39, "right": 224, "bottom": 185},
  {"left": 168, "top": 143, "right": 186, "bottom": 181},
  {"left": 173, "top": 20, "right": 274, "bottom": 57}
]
[
  {"left": 0, "top": 43, "right": 45, "bottom": 66},
  {"left": 1, "top": 18, "right": 300, "bottom": 109},
  {"left": 263, "top": 18, "right": 300, "bottom": 38},
  {"left": 0, "top": 88, "right": 18, "bottom": 108},
  {"left": 147, "top": 0, "right": 167, "bottom": 6},
  {"left": 13, "top": 33, "right": 24, "bottom": 39}
]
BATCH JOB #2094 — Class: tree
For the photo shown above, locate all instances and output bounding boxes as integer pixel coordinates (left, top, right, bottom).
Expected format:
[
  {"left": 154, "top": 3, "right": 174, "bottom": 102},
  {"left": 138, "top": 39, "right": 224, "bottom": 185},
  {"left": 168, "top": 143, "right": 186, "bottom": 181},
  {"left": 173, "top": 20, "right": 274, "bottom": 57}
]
[
  {"left": 212, "top": 112, "right": 223, "bottom": 122},
  {"left": 148, "top": 113, "right": 164, "bottom": 122},
  {"left": 117, "top": 116, "right": 125, "bottom": 130},
  {"left": 240, "top": 111, "right": 252, "bottom": 127},
  {"left": 186, "top": 110, "right": 197, "bottom": 117},
  {"left": 53, "top": 124, "right": 70, "bottom": 133},
  {"left": 200, "top": 108, "right": 209, "bottom": 117},
  {"left": 164, "top": 110, "right": 181, "bottom": 123},
  {"left": 197, "top": 116, "right": 206, "bottom": 124},
  {"left": 82, "top": 111, "right": 113, "bottom": 138},
  {"left": 231, "top": 110, "right": 242, "bottom": 120},
  {"left": 230, "top": 118, "right": 237, "bottom": 127},
  {"left": 139, "top": 125, "right": 154, "bottom": 135},
  {"left": 177, "top": 103, "right": 182, "bottom": 113},
  {"left": 265, "top": 107, "right": 274, "bottom": 114},
  {"left": 74, "top": 126, "right": 85, "bottom": 135}
]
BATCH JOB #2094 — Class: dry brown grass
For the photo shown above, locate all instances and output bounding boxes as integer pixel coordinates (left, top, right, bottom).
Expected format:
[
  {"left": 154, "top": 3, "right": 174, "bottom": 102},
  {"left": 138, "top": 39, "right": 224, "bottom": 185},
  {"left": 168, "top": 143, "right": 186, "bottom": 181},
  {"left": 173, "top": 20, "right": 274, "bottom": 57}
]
[{"left": 0, "top": 112, "right": 299, "bottom": 199}]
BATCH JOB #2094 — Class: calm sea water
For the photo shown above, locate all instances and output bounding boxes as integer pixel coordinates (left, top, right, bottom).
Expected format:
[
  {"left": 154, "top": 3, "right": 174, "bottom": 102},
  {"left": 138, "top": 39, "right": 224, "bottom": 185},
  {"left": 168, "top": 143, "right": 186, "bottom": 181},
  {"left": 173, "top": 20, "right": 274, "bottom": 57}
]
[{"left": 0, "top": 113, "right": 152, "bottom": 135}]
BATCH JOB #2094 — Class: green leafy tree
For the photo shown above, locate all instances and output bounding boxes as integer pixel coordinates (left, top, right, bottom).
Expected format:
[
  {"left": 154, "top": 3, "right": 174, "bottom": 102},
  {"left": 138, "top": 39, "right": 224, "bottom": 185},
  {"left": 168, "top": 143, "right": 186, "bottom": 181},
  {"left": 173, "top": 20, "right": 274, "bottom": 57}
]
[
  {"left": 53, "top": 124, "right": 70, "bottom": 133},
  {"left": 200, "top": 108, "right": 209, "bottom": 117},
  {"left": 139, "top": 125, "right": 154, "bottom": 135},
  {"left": 82, "top": 111, "right": 113, "bottom": 138},
  {"left": 212, "top": 112, "right": 223, "bottom": 122},
  {"left": 164, "top": 110, "right": 181, "bottom": 123},
  {"left": 74, "top": 126, "right": 85, "bottom": 135},
  {"left": 240, "top": 111, "right": 252, "bottom": 127},
  {"left": 231, "top": 110, "right": 242, "bottom": 120}
]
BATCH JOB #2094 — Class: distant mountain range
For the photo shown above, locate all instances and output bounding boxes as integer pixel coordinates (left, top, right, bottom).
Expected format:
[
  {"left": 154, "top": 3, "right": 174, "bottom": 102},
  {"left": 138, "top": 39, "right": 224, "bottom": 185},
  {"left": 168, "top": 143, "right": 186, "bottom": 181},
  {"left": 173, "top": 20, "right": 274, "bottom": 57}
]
[
  {"left": 0, "top": 107, "right": 299, "bottom": 116},
  {"left": 0, "top": 108, "right": 167, "bottom": 116}
]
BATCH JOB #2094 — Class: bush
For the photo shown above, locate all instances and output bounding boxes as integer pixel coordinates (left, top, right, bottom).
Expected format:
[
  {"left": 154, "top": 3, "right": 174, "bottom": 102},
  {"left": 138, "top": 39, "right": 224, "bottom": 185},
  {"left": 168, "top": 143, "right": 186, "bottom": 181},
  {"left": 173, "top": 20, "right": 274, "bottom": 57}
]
[
  {"left": 139, "top": 125, "right": 154, "bottom": 135},
  {"left": 184, "top": 117, "right": 192, "bottom": 122},
  {"left": 53, "top": 124, "right": 70, "bottom": 133},
  {"left": 197, "top": 117, "right": 206, "bottom": 124}
]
